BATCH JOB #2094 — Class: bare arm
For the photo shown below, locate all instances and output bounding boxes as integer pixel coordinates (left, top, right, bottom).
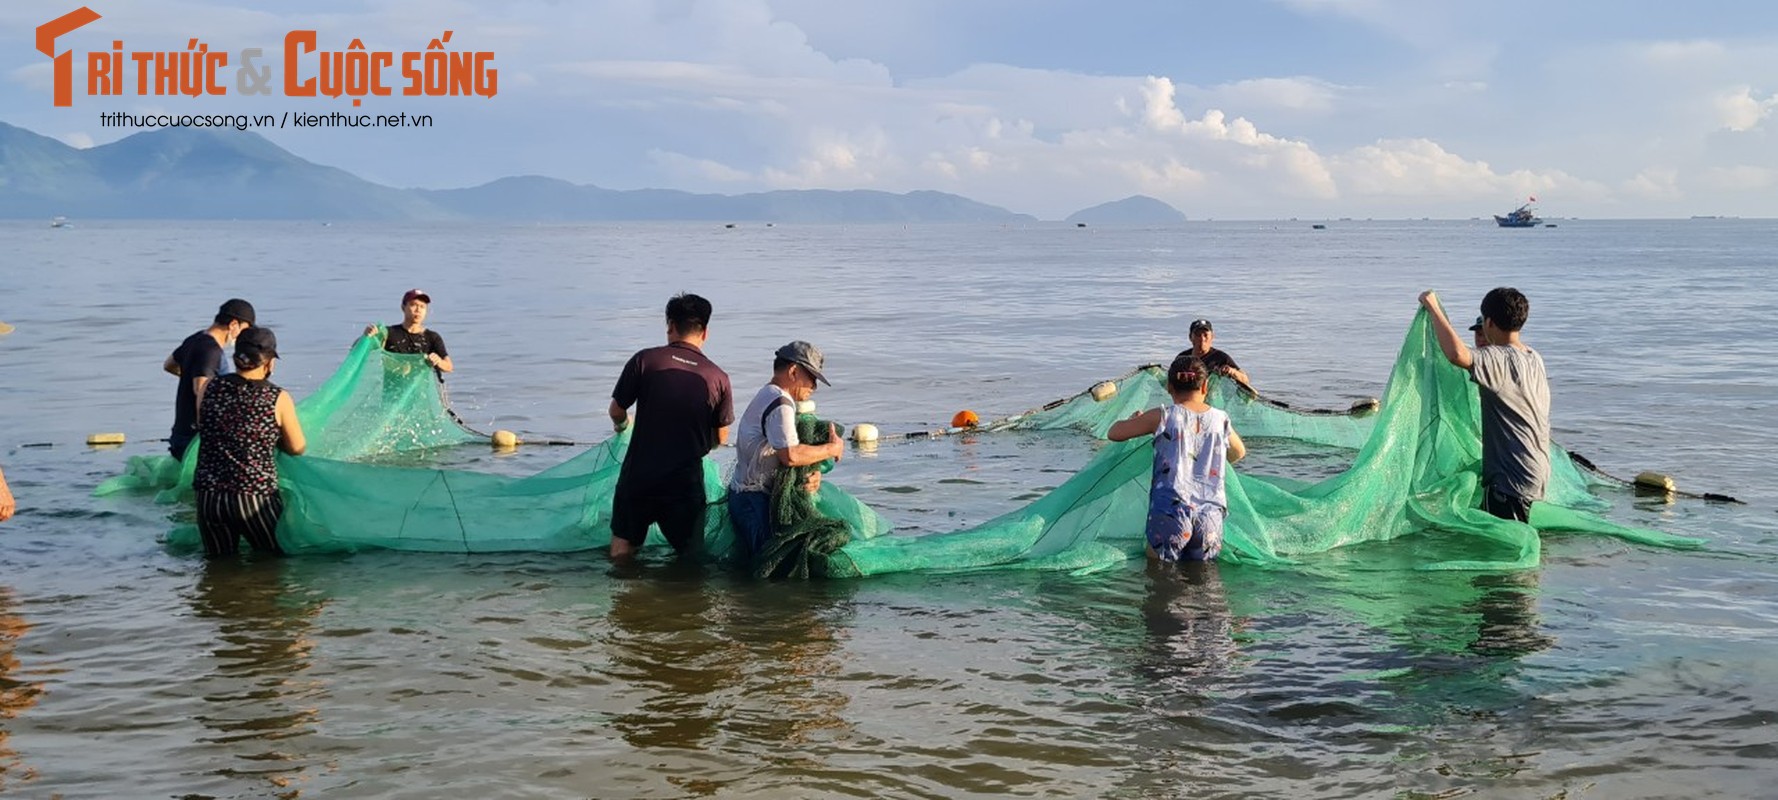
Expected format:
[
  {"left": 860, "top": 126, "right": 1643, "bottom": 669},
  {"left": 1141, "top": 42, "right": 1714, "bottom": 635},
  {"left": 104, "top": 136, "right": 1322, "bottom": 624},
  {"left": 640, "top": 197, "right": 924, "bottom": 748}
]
[
  {"left": 1226, "top": 428, "right": 1247, "bottom": 463},
  {"left": 608, "top": 399, "right": 629, "bottom": 431},
  {"left": 193, "top": 376, "right": 211, "bottom": 424},
  {"left": 0, "top": 466, "right": 14, "bottom": 522},
  {"left": 163, "top": 353, "right": 180, "bottom": 376},
  {"left": 276, "top": 390, "right": 307, "bottom": 456},
  {"left": 1419, "top": 291, "right": 1473, "bottom": 369},
  {"left": 1107, "top": 408, "right": 1164, "bottom": 442},
  {"left": 715, "top": 424, "right": 730, "bottom": 449},
  {"left": 775, "top": 423, "right": 845, "bottom": 467},
  {"left": 427, "top": 353, "right": 454, "bottom": 374}
]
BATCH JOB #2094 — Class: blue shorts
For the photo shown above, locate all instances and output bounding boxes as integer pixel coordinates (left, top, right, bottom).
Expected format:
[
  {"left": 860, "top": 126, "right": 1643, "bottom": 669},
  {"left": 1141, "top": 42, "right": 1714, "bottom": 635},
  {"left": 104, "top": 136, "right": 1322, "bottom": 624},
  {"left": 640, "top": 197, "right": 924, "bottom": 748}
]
[
  {"left": 1145, "top": 497, "right": 1225, "bottom": 562},
  {"left": 727, "top": 489, "right": 772, "bottom": 560}
]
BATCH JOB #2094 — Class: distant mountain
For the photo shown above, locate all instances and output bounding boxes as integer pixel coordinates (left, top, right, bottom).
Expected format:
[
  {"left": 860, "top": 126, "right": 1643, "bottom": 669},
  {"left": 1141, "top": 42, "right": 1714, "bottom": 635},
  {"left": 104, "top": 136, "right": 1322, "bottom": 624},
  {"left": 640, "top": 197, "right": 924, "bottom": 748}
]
[
  {"left": 0, "top": 121, "right": 446, "bottom": 219},
  {"left": 418, "top": 180, "right": 1032, "bottom": 223},
  {"left": 1065, "top": 195, "right": 1186, "bottom": 224},
  {"left": 0, "top": 121, "right": 1034, "bottom": 222}
]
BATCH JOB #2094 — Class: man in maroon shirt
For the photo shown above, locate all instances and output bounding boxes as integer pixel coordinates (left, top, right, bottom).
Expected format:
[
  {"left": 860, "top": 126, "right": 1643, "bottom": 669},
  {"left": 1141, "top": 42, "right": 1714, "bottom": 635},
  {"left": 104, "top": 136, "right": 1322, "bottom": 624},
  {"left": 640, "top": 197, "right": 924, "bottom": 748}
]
[{"left": 607, "top": 293, "right": 735, "bottom": 562}]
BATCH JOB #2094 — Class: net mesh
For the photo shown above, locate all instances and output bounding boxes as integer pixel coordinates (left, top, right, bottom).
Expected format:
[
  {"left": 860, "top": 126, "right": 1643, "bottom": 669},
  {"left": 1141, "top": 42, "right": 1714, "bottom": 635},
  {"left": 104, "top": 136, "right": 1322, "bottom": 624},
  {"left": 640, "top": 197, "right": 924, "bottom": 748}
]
[{"left": 96, "top": 311, "right": 1699, "bottom": 573}]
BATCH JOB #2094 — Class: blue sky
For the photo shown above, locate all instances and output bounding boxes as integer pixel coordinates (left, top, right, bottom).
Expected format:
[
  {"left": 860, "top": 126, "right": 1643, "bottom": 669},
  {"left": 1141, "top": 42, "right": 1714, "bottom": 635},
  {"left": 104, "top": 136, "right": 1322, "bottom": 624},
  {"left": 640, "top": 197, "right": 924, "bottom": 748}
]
[{"left": 5, "top": 0, "right": 1778, "bottom": 218}]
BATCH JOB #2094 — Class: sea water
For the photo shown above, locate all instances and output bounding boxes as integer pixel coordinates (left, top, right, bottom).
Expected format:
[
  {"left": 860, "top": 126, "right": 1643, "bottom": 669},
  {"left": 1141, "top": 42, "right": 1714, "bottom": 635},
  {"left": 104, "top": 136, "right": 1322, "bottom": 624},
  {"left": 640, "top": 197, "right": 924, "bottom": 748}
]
[{"left": 0, "top": 219, "right": 1772, "bottom": 797}]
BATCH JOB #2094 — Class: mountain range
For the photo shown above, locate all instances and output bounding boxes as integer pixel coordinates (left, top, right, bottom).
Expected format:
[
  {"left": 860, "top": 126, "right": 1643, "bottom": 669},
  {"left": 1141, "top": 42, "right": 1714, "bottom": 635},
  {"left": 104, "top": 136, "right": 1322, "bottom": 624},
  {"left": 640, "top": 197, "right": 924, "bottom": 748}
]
[{"left": 0, "top": 121, "right": 1182, "bottom": 223}]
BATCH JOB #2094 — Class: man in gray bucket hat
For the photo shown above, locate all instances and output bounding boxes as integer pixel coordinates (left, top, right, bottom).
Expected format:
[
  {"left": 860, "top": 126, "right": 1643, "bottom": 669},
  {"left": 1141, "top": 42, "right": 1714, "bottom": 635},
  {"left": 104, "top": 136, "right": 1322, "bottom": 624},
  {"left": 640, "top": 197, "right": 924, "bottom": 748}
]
[{"left": 728, "top": 341, "right": 843, "bottom": 562}]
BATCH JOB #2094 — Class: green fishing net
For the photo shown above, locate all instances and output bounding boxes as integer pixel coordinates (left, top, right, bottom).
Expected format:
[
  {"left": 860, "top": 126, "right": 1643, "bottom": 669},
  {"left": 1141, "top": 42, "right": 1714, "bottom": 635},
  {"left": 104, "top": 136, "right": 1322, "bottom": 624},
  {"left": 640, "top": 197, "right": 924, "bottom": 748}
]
[
  {"left": 96, "top": 311, "right": 1699, "bottom": 572},
  {"left": 755, "top": 413, "right": 852, "bottom": 580}
]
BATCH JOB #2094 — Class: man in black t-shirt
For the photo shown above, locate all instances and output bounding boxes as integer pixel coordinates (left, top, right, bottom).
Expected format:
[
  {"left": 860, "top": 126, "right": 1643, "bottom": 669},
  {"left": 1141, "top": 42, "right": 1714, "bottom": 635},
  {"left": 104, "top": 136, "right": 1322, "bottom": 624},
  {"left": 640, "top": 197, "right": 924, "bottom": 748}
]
[
  {"left": 364, "top": 288, "right": 453, "bottom": 375},
  {"left": 607, "top": 293, "right": 735, "bottom": 562},
  {"left": 164, "top": 299, "right": 255, "bottom": 458},
  {"left": 1176, "top": 318, "right": 1253, "bottom": 390}
]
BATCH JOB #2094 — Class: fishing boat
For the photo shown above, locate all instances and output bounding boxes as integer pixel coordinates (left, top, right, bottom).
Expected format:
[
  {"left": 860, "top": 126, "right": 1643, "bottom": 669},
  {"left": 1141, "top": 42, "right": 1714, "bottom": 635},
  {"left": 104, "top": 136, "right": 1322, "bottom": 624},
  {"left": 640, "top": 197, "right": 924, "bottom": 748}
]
[
  {"left": 1494, "top": 198, "right": 1541, "bottom": 228},
  {"left": 50, "top": 216, "right": 70, "bottom": 228}
]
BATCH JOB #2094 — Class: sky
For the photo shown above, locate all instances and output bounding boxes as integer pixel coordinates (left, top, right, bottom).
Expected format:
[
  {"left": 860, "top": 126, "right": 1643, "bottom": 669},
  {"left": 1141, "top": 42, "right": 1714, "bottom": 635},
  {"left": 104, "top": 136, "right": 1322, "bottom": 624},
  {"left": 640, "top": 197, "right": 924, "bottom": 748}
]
[{"left": 5, "top": 0, "right": 1778, "bottom": 219}]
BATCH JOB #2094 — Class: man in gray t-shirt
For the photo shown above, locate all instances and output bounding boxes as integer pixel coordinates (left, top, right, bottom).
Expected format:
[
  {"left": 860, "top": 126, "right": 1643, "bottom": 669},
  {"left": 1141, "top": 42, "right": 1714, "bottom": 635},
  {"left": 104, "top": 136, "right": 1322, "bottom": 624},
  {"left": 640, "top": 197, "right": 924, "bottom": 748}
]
[
  {"left": 727, "top": 341, "right": 845, "bottom": 560},
  {"left": 1419, "top": 287, "right": 1552, "bottom": 522}
]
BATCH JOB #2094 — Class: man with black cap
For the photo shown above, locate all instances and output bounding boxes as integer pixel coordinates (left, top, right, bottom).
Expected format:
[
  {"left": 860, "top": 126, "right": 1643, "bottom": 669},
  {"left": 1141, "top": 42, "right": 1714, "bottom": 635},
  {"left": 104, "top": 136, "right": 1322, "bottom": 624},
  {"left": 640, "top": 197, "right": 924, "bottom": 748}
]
[
  {"left": 1176, "top": 319, "right": 1253, "bottom": 389},
  {"left": 607, "top": 293, "right": 735, "bottom": 562},
  {"left": 728, "top": 340, "right": 845, "bottom": 562},
  {"left": 363, "top": 288, "right": 453, "bottom": 375},
  {"left": 164, "top": 298, "right": 255, "bottom": 458}
]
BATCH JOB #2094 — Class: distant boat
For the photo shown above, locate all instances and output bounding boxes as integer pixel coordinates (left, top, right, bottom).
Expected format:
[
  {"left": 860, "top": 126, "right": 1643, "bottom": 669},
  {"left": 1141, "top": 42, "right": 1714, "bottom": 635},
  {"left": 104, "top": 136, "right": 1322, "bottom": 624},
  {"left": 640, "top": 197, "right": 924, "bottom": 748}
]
[
  {"left": 1494, "top": 200, "right": 1541, "bottom": 228},
  {"left": 50, "top": 216, "right": 70, "bottom": 228},
  {"left": 1311, "top": 223, "right": 1327, "bottom": 229}
]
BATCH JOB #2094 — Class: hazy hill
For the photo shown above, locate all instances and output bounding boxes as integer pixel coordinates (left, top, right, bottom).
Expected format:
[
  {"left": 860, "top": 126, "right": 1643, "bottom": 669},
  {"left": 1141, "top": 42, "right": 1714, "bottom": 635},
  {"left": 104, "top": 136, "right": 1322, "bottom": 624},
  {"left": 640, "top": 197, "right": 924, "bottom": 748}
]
[
  {"left": 1065, "top": 195, "right": 1187, "bottom": 224},
  {"left": 1, "top": 121, "right": 445, "bottom": 219},
  {"left": 0, "top": 121, "right": 1034, "bottom": 222}
]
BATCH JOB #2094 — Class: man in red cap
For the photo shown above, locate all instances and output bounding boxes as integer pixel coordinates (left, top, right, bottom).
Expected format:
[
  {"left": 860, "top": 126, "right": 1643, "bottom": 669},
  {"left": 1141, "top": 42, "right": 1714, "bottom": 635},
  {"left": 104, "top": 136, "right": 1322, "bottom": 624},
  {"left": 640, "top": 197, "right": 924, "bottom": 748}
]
[{"left": 364, "top": 288, "right": 453, "bottom": 375}]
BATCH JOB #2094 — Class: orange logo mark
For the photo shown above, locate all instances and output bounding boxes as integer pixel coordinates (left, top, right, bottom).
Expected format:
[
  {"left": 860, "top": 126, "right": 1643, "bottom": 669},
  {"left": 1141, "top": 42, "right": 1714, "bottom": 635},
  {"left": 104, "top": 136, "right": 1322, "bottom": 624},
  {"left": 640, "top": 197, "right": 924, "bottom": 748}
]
[{"left": 36, "top": 6, "right": 102, "bottom": 107}]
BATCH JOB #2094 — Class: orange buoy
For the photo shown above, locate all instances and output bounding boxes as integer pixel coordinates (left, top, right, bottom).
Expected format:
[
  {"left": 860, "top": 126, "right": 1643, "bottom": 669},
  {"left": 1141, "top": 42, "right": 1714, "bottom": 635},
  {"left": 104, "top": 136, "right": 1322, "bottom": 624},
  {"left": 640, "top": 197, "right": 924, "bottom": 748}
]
[{"left": 951, "top": 410, "right": 980, "bottom": 428}]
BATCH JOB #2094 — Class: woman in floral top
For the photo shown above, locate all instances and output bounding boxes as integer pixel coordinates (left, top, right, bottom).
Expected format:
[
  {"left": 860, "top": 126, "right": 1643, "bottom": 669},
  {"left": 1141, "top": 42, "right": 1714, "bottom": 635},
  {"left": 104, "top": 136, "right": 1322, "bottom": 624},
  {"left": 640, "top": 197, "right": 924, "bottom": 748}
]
[{"left": 193, "top": 327, "right": 306, "bottom": 556}]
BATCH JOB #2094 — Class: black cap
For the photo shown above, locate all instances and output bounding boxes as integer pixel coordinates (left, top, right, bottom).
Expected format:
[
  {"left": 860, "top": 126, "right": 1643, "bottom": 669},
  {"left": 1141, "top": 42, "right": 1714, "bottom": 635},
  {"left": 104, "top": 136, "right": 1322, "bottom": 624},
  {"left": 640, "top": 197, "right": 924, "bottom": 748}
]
[
  {"left": 218, "top": 298, "right": 256, "bottom": 326},
  {"left": 774, "top": 340, "right": 829, "bottom": 386},
  {"left": 1189, "top": 318, "right": 1213, "bottom": 334},
  {"left": 1468, "top": 315, "right": 1485, "bottom": 332},
  {"left": 235, "top": 326, "right": 279, "bottom": 361}
]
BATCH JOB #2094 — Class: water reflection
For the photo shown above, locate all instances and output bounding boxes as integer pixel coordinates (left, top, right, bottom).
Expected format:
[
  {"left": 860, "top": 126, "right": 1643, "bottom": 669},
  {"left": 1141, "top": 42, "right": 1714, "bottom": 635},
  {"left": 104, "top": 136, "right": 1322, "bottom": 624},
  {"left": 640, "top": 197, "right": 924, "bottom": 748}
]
[
  {"left": 1139, "top": 561, "right": 1241, "bottom": 686},
  {"left": 723, "top": 580, "right": 857, "bottom": 748},
  {"left": 1466, "top": 570, "right": 1556, "bottom": 658},
  {"left": 605, "top": 564, "right": 740, "bottom": 751},
  {"left": 604, "top": 566, "right": 857, "bottom": 758},
  {"left": 0, "top": 588, "right": 45, "bottom": 793},
  {"left": 186, "top": 559, "right": 327, "bottom": 796}
]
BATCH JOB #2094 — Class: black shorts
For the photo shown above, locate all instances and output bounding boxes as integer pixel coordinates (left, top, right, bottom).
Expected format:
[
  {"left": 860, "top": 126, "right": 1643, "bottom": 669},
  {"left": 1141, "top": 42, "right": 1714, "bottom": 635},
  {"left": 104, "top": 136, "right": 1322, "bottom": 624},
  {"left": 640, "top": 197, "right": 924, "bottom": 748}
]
[
  {"left": 1482, "top": 487, "right": 1533, "bottom": 523},
  {"left": 611, "top": 472, "right": 709, "bottom": 555}
]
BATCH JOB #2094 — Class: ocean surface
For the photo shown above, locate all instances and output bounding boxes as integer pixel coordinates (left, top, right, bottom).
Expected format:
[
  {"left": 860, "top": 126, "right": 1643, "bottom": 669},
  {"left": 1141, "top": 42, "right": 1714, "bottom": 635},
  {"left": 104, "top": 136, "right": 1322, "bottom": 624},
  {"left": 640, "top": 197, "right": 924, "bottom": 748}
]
[{"left": 0, "top": 219, "right": 1773, "bottom": 798}]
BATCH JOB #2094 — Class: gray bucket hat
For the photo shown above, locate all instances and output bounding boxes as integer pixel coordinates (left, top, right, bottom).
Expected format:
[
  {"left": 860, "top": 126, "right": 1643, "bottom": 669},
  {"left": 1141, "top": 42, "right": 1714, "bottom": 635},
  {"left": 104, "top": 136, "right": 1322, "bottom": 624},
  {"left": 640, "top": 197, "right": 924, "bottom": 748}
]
[{"left": 775, "top": 340, "right": 830, "bottom": 386}]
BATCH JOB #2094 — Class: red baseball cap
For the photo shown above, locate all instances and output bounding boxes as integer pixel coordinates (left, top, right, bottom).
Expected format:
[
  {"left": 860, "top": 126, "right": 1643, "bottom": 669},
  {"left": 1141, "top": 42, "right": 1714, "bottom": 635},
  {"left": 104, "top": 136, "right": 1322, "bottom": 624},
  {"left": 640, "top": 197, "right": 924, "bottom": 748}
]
[{"left": 401, "top": 289, "right": 432, "bottom": 305}]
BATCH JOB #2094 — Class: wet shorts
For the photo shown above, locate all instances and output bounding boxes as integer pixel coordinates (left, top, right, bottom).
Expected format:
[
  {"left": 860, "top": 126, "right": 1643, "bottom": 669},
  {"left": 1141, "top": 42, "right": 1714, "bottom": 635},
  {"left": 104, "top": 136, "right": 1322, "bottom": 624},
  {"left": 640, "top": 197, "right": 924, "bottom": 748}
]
[
  {"left": 1145, "top": 497, "right": 1225, "bottom": 562},
  {"left": 610, "top": 473, "right": 709, "bottom": 556},
  {"left": 1482, "top": 487, "right": 1533, "bottom": 523}
]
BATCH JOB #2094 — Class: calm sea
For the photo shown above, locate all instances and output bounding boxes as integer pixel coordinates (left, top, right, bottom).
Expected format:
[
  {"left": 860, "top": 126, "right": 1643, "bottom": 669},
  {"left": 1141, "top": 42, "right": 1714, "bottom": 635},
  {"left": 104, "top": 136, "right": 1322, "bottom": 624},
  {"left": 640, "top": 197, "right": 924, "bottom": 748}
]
[{"left": 0, "top": 219, "right": 1773, "bottom": 798}]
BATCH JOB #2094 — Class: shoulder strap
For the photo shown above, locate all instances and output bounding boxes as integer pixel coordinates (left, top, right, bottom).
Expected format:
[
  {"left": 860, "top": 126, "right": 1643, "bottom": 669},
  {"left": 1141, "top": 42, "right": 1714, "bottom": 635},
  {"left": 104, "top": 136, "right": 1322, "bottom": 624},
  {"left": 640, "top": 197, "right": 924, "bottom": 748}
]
[{"left": 761, "top": 394, "right": 792, "bottom": 437}]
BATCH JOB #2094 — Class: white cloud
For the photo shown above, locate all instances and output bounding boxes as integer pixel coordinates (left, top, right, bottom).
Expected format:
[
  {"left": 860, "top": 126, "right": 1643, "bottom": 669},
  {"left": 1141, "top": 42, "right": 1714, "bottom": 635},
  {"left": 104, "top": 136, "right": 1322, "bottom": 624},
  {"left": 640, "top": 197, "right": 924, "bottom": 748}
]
[
  {"left": 760, "top": 127, "right": 896, "bottom": 188},
  {"left": 1699, "top": 165, "right": 1778, "bottom": 191},
  {"left": 1210, "top": 77, "right": 1343, "bottom": 113},
  {"left": 648, "top": 149, "right": 753, "bottom": 183},
  {"left": 1715, "top": 86, "right": 1778, "bottom": 131},
  {"left": 7, "top": 63, "right": 52, "bottom": 92},
  {"left": 10, "top": 0, "right": 1778, "bottom": 216},
  {"left": 1330, "top": 138, "right": 1569, "bottom": 198},
  {"left": 1139, "top": 77, "right": 1338, "bottom": 198},
  {"left": 1622, "top": 167, "right": 1683, "bottom": 200},
  {"left": 58, "top": 131, "right": 94, "bottom": 148},
  {"left": 1640, "top": 40, "right": 1729, "bottom": 64}
]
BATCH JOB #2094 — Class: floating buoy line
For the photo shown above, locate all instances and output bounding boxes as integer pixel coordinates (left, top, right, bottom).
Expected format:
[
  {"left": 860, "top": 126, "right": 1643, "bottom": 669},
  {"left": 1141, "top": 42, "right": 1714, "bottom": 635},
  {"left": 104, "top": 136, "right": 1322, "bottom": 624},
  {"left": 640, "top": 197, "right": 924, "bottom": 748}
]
[{"left": 11, "top": 365, "right": 1746, "bottom": 506}]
